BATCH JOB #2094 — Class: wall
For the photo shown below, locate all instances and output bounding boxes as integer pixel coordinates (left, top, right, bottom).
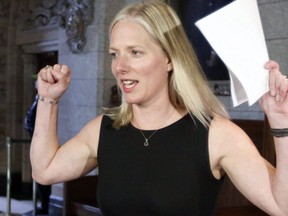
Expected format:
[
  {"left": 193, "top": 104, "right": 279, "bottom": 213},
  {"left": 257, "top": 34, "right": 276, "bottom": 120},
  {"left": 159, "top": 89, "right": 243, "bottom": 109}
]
[{"left": 259, "top": 0, "right": 288, "bottom": 72}]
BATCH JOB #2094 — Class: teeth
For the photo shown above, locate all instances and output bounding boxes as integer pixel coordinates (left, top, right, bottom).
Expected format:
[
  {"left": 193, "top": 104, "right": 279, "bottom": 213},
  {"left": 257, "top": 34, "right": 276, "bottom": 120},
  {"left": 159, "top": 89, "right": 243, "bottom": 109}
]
[
  {"left": 122, "top": 80, "right": 138, "bottom": 89},
  {"left": 123, "top": 80, "right": 135, "bottom": 85}
]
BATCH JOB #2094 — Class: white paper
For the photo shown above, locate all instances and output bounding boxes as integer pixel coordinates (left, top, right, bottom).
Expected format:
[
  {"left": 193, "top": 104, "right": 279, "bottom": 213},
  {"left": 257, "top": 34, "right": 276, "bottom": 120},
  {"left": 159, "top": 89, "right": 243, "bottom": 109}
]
[{"left": 195, "top": 0, "right": 269, "bottom": 106}]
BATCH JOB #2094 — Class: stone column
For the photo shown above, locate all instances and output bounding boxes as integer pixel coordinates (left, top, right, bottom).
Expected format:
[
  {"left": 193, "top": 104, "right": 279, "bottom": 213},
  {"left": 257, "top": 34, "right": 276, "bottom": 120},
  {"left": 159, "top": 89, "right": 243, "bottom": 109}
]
[{"left": 259, "top": 0, "right": 288, "bottom": 74}]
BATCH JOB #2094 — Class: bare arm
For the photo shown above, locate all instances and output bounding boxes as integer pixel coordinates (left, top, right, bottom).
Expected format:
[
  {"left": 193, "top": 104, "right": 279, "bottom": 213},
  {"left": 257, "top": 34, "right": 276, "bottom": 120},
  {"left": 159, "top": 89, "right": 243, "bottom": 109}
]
[
  {"left": 259, "top": 61, "right": 288, "bottom": 215},
  {"left": 210, "top": 118, "right": 281, "bottom": 215},
  {"left": 210, "top": 61, "right": 288, "bottom": 216},
  {"left": 30, "top": 64, "right": 99, "bottom": 185}
]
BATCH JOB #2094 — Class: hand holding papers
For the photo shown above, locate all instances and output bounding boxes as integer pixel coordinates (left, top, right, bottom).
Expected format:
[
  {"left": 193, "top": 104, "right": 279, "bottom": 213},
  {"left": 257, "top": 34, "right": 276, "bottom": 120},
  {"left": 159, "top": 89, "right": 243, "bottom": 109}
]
[{"left": 195, "top": 0, "right": 269, "bottom": 106}]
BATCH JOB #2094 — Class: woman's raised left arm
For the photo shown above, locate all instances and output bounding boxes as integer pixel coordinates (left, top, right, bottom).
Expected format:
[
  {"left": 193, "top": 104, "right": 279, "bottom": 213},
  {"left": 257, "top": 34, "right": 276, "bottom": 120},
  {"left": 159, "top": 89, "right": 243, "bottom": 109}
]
[{"left": 259, "top": 60, "right": 288, "bottom": 215}]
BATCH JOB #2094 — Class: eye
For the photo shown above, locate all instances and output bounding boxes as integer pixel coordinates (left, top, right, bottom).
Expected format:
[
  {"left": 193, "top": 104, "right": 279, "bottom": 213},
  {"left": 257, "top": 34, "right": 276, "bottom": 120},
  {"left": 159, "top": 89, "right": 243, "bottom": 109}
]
[
  {"left": 131, "top": 50, "right": 143, "bottom": 57},
  {"left": 109, "top": 51, "right": 117, "bottom": 59}
]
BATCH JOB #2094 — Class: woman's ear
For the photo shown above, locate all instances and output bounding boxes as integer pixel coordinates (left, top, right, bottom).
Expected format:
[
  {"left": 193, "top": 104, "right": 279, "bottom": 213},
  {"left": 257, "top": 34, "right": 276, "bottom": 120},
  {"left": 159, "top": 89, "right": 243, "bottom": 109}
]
[{"left": 167, "top": 60, "right": 173, "bottom": 72}]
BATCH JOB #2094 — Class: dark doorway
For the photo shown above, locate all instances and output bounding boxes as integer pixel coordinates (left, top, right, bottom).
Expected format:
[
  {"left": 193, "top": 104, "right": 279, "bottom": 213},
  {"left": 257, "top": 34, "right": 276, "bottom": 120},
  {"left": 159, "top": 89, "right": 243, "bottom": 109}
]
[{"left": 37, "top": 51, "right": 58, "bottom": 71}]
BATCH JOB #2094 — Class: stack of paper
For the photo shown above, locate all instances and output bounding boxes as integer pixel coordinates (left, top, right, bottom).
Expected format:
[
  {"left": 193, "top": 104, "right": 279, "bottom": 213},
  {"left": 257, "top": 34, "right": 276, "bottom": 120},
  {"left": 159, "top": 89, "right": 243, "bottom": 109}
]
[{"left": 195, "top": 0, "right": 269, "bottom": 106}]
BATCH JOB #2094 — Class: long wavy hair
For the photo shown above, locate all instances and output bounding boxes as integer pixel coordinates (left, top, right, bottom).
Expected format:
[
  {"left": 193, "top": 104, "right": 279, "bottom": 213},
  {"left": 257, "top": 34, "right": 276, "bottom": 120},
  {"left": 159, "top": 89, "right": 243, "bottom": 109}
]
[{"left": 105, "top": 1, "right": 229, "bottom": 128}]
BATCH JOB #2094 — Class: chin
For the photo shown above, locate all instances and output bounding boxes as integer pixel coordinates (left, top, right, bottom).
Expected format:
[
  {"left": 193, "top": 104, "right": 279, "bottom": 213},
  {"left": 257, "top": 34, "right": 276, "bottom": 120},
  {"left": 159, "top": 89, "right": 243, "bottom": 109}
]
[{"left": 124, "top": 97, "right": 140, "bottom": 105}]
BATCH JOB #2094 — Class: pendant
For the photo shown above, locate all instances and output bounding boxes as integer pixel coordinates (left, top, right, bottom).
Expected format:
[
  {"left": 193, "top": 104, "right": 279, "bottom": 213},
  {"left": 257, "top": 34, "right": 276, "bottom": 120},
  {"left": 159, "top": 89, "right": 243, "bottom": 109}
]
[{"left": 144, "top": 139, "right": 149, "bottom": 146}]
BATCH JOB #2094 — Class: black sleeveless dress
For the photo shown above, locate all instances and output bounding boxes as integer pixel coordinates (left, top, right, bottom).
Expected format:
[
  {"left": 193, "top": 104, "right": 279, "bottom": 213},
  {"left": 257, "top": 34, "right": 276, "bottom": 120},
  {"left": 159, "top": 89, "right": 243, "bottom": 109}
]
[{"left": 97, "top": 114, "right": 224, "bottom": 216}]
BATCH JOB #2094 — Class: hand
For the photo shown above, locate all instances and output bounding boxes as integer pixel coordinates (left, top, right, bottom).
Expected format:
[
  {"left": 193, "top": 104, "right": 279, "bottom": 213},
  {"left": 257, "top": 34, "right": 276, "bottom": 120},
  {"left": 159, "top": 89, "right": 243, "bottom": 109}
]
[
  {"left": 259, "top": 60, "right": 288, "bottom": 128},
  {"left": 37, "top": 64, "right": 71, "bottom": 101}
]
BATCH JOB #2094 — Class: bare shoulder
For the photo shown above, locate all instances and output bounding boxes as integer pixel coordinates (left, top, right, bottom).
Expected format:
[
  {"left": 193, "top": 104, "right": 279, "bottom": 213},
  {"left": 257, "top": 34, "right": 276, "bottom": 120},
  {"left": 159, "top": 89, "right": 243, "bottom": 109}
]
[
  {"left": 209, "top": 116, "right": 258, "bottom": 154},
  {"left": 77, "top": 114, "right": 104, "bottom": 136},
  {"left": 208, "top": 116, "right": 259, "bottom": 178},
  {"left": 84, "top": 114, "right": 104, "bottom": 129},
  {"left": 74, "top": 114, "right": 104, "bottom": 158},
  {"left": 209, "top": 116, "right": 247, "bottom": 139}
]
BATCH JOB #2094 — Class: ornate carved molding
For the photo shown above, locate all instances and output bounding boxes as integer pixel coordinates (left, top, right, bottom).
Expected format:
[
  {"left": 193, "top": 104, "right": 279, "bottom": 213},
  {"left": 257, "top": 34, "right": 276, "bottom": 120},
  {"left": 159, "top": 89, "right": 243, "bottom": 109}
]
[
  {"left": 65, "top": 0, "right": 94, "bottom": 54},
  {"left": 19, "top": 0, "right": 94, "bottom": 54}
]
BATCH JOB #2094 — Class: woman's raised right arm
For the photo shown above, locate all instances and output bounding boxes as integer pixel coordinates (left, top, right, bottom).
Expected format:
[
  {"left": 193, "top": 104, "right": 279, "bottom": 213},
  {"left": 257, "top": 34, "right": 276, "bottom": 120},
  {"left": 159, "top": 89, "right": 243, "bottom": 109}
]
[{"left": 30, "top": 64, "right": 99, "bottom": 185}]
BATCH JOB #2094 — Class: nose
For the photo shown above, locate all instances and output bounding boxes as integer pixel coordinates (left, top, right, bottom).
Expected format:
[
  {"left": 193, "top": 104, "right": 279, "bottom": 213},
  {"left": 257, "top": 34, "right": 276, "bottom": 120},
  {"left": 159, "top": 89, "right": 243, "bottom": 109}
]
[{"left": 113, "top": 55, "right": 130, "bottom": 74}]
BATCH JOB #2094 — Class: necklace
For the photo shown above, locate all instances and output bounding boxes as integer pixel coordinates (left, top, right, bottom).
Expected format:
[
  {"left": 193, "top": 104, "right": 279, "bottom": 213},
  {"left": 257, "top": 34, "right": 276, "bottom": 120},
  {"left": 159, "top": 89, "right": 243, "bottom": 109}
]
[{"left": 135, "top": 108, "right": 176, "bottom": 147}]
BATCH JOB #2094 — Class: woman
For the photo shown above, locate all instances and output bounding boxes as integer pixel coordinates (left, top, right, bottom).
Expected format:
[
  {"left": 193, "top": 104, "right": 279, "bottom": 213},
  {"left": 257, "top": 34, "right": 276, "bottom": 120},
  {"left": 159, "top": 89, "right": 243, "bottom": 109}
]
[{"left": 30, "top": 2, "right": 288, "bottom": 216}]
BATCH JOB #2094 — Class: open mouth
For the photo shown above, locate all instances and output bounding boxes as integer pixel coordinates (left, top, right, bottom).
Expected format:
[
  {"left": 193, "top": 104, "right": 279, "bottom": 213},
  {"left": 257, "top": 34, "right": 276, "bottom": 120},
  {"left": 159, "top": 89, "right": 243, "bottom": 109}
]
[{"left": 121, "top": 80, "right": 138, "bottom": 89}]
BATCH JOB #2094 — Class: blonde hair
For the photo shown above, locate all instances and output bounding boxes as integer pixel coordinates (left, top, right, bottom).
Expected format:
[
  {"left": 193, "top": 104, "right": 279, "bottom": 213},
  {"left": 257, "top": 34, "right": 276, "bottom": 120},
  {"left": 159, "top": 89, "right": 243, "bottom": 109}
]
[{"left": 105, "top": 1, "right": 229, "bottom": 128}]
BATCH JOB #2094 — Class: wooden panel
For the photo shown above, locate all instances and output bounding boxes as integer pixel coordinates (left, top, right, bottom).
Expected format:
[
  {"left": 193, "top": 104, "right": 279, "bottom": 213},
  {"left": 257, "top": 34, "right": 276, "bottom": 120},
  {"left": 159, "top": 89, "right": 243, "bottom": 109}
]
[
  {"left": 216, "top": 206, "right": 268, "bottom": 216},
  {"left": 63, "top": 175, "right": 99, "bottom": 216},
  {"left": 71, "top": 203, "right": 102, "bottom": 216}
]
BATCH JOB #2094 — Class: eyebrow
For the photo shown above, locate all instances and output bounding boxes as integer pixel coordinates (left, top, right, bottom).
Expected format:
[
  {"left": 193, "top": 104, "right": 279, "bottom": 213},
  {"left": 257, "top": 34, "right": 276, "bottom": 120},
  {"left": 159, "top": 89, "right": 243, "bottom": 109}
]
[{"left": 109, "top": 45, "right": 145, "bottom": 51}]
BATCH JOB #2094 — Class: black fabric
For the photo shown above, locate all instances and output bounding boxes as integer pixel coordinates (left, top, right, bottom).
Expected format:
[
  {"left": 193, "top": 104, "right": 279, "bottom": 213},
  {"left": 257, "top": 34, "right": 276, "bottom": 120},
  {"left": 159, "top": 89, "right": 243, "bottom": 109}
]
[{"left": 97, "top": 114, "right": 224, "bottom": 216}]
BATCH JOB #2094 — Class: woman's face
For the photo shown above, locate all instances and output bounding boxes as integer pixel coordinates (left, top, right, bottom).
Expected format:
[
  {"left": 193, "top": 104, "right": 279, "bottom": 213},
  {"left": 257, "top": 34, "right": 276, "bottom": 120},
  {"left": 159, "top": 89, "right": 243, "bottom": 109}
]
[{"left": 109, "top": 19, "right": 172, "bottom": 107}]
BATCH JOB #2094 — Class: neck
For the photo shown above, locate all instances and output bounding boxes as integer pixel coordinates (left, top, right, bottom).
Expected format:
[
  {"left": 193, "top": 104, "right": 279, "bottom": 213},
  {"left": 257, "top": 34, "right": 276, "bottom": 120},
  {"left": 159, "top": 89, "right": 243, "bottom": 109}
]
[{"left": 132, "top": 104, "right": 180, "bottom": 130}]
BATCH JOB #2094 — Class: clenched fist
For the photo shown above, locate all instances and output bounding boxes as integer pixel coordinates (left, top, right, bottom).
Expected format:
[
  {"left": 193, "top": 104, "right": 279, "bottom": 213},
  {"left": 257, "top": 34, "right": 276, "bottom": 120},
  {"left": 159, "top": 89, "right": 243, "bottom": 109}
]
[{"left": 37, "top": 64, "right": 71, "bottom": 101}]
